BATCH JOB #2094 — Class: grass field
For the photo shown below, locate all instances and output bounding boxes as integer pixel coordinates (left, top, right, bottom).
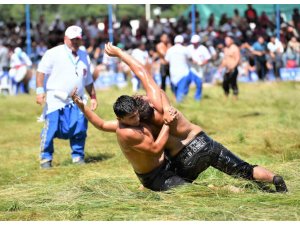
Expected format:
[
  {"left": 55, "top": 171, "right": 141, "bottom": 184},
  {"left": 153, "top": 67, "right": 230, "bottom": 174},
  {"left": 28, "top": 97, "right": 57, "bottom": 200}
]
[{"left": 0, "top": 81, "right": 299, "bottom": 221}]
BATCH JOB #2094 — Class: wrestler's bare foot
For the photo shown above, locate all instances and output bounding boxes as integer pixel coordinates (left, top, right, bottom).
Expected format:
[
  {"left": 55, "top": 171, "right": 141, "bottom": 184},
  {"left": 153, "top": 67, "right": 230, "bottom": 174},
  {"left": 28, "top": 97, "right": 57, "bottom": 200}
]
[{"left": 138, "top": 184, "right": 145, "bottom": 191}]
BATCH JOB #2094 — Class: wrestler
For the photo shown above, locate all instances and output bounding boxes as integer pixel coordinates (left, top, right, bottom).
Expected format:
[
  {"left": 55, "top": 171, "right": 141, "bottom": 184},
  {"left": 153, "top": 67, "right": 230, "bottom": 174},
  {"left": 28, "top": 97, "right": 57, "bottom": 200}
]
[{"left": 105, "top": 42, "right": 288, "bottom": 193}]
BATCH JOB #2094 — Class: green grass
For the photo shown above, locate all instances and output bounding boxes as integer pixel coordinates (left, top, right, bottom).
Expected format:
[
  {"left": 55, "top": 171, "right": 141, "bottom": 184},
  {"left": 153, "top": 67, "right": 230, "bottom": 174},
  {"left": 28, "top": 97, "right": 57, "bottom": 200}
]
[{"left": 0, "top": 81, "right": 299, "bottom": 221}]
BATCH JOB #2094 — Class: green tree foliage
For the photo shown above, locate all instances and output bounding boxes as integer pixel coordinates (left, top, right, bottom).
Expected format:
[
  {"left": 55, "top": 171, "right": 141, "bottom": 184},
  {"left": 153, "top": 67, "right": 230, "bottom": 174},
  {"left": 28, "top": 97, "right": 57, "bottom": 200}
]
[
  {"left": 115, "top": 4, "right": 145, "bottom": 20},
  {"left": 160, "top": 5, "right": 189, "bottom": 18},
  {"left": 0, "top": 4, "right": 190, "bottom": 25}
]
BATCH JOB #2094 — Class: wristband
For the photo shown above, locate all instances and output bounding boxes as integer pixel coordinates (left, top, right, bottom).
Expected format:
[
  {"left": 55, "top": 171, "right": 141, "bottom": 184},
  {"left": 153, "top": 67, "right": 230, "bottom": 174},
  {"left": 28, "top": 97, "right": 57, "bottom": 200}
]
[
  {"left": 36, "top": 87, "right": 45, "bottom": 95},
  {"left": 90, "top": 94, "right": 96, "bottom": 100}
]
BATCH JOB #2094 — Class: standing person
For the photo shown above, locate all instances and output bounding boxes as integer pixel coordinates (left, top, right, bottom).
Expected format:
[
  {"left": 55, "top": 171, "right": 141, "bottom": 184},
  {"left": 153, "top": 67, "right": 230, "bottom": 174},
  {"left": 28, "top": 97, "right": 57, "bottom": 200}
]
[
  {"left": 244, "top": 4, "right": 258, "bottom": 25},
  {"left": 187, "top": 34, "right": 211, "bottom": 101},
  {"left": 165, "top": 35, "right": 190, "bottom": 102},
  {"left": 9, "top": 47, "right": 33, "bottom": 94},
  {"left": 0, "top": 41, "right": 11, "bottom": 94},
  {"left": 267, "top": 35, "right": 284, "bottom": 80},
  {"left": 219, "top": 35, "right": 241, "bottom": 100},
  {"left": 249, "top": 36, "right": 268, "bottom": 80},
  {"left": 0, "top": 41, "right": 10, "bottom": 72},
  {"left": 36, "top": 25, "right": 98, "bottom": 168},
  {"left": 156, "top": 33, "right": 171, "bottom": 91},
  {"left": 131, "top": 41, "right": 150, "bottom": 92},
  {"left": 103, "top": 43, "right": 287, "bottom": 193}
]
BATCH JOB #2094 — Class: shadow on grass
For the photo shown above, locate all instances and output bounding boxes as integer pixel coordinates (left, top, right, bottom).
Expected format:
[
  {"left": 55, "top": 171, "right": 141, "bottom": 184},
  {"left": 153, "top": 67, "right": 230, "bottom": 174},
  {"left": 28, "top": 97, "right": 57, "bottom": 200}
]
[
  {"left": 60, "top": 153, "right": 114, "bottom": 166},
  {"left": 85, "top": 153, "right": 114, "bottom": 164},
  {"left": 239, "top": 112, "right": 263, "bottom": 118}
]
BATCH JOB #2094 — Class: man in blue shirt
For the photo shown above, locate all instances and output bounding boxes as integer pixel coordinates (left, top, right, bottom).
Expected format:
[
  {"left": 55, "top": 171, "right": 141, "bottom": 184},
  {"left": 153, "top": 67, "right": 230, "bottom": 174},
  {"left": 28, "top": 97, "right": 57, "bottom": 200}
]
[{"left": 251, "top": 36, "right": 268, "bottom": 80}]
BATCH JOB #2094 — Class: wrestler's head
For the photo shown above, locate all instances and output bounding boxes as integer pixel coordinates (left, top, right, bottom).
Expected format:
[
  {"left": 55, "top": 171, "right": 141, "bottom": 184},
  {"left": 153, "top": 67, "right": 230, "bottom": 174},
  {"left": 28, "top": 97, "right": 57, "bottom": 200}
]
[
  {"left": 113, "top": 95, "right": 140, "bottom": 126},
  {"left": 133, "top": 95, "right": 154, "bottom": 122}
]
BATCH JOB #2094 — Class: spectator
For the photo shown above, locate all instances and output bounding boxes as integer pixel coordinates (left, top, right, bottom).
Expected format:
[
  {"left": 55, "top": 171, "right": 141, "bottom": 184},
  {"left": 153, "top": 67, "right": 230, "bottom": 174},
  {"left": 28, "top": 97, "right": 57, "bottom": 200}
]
[
  {"left": 187, "top": 34, "right": 211, "bottom": 101},
  {"left": 284, "top": 36, "right": 300, "bottom": 68},
  {"left": 36, "top": 14, "right": 49, "bottom": 40},
  {"left": 267, "top": 35, "right": 284, "bottom": 79},
  {"left": 259, "top": 11, "right": 272, "bottom": 29},
  {"left": 0, "top": 40, "right": 10, "bottom": 72},
  {"left": 35, "top": 25, "right": 98, "bottom": 168},
  {"left": 292, "top": 8, "right": 300, "bottom": 32},
  {"left": 153, "top": 16, "right": 164, "bottom": 42},
  {"left": 0, "top": 41, "right": 11, "bottom": 94},
  {"left": 156, "top": 33, "right": 171, "bottom": 91},
  {"left": 9, "top": 47, "right": 33, "bottom": 94},
  {"left": 131, "top": 40, "right": 150, "bottom": 92},
  {"left": 49, "top": 15, "right": 65, "bottom": 34},
  {"left": 86, "top": 17, "right": 99, "bottom": 40},
  {"left": 232, "top": 9, "right": 243, "bottom": 28},
  {"left": 165, "top": 35, "right": 190, "bottom": 102},
  {"left": 244, "top": 4, "right": 258, "bottom": 25},
  {"left": 207, "top": 13, "right": 215, "bottom": 28},
  {"left": 250, "top": 36, "right": 268, "bottom": 80},
  {"left": 36, "top": 40, "right": 48, "bottom": 62}
]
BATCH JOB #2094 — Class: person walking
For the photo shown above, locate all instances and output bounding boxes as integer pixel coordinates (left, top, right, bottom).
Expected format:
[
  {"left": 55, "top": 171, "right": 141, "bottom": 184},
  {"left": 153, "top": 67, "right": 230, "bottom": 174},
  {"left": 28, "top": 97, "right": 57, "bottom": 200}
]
[{"left": 165, "top": 35, "right": 190, "bottom": 102}]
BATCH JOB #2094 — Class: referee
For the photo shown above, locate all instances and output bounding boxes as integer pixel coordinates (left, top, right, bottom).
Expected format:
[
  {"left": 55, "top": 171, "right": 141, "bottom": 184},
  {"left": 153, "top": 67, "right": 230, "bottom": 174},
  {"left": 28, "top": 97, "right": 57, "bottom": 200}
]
[{"left": 36, "top": 25, "right": 98, "bottom": 168}]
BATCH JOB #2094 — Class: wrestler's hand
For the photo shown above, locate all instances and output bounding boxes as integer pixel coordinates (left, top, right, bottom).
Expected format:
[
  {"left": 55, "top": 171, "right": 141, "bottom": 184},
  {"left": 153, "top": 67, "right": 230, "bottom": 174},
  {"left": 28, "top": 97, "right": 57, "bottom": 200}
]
[
  {"left": 104, "top": 42, "right": 122, "bottom": 57},
  {"left": 163, "top": 106, "right": 178, "bottom": 125},
  {"left": 90, "top": 98, "right": 98, "bottom": 111},
  {"left": 71, "top": 87, "right": 85, "bottom": 112}
]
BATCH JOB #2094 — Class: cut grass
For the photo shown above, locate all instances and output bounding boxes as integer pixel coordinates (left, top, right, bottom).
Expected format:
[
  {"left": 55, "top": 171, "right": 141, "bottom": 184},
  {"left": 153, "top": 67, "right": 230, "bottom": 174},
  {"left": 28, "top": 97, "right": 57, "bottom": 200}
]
[{"left": 0, "top": 81, "right": 299, "bottom": 220}]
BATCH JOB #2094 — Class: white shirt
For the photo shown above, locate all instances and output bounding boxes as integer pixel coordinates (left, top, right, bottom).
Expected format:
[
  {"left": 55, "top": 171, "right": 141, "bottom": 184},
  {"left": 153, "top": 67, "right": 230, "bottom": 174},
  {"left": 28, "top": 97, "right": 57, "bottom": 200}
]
[
  {"left": 131, "top": 48, "right": 149, "bottom": 66},
  {"left": 165, "top": 44, "right": 190, "bottom": 85},
  {"left": 267, "top": 39, "right": 284, "bottom": 53},
  {"left": 187, "top": 44, "right": 211, "bottom": 78},
  {"left": 10, "top": 51, "right": 32, "bottom": 68},
  {"left": 38, "top": 44, "right": 93, "bottom": 114}
]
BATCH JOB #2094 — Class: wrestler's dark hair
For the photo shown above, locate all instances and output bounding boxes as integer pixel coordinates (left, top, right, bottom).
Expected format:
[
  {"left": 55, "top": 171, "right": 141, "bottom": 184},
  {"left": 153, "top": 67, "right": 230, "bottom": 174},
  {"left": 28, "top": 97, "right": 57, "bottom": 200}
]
[
  {"left": 113, "top": 95, "right": 137, "bottom": 118},
  {"left": 133, "top": 95, "right": 154, "bottom": 122}
]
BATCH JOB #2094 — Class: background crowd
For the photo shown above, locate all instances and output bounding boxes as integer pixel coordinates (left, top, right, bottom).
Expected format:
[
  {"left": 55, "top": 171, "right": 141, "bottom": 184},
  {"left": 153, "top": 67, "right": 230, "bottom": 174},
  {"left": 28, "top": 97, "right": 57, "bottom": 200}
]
[{"left": 1, "top": 4, "right": 300, "bottom": 98}]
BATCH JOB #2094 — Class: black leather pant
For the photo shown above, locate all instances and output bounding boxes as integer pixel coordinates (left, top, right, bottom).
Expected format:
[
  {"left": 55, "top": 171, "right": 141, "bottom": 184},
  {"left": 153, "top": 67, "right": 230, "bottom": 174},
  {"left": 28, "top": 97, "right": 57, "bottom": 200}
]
[
  {"left": 135, "top": 160, "right": 187, "bottom": 191},
  {"left": 168, "top": 132, "right": 256, "bottom": 182}
]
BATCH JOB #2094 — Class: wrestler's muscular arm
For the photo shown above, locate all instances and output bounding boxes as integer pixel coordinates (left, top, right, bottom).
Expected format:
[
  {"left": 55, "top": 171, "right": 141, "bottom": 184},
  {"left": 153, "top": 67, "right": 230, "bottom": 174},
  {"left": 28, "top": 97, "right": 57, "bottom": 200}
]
[
  {"left": 71, "top": 89, "right": 117, "bottom": 132},
  {"left": 104, "top": 43, "right": 164, "bottom": 114},
  {"left": 119, "top": 123, "right": 170, "bottom": 156}
]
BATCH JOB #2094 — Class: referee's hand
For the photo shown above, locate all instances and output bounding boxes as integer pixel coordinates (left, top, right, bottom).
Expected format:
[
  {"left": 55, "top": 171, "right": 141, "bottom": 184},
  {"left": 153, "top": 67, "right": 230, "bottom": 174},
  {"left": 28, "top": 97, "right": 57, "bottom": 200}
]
[{"left": 36, "top": 94, "right": 45, "bottom": 106}]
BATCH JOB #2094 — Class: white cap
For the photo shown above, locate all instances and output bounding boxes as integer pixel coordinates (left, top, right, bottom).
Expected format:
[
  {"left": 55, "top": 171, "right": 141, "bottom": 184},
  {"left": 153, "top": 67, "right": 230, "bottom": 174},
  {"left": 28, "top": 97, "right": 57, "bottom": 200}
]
[
  {"left": 174, "top": 35, "right": 184, "bottom": 44},
  {"left": 14, "top": 47, "right": 22, "bottom": 54},
  {"left": 65, "top": 25, "right": 82, "bottom": 39},
  {"left": 190, "top": 34, "right": 200, "bottom": 43}
]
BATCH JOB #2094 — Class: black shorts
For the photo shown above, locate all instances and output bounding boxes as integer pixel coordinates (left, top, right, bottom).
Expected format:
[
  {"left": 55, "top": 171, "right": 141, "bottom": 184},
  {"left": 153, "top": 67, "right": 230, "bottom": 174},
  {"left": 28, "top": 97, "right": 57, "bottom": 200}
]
[
  {"left": 135, "top": 160, "right": 187, "bottom": 191},
  {"left": 168, "top": 131, "right": 256, "bottom": 182}
]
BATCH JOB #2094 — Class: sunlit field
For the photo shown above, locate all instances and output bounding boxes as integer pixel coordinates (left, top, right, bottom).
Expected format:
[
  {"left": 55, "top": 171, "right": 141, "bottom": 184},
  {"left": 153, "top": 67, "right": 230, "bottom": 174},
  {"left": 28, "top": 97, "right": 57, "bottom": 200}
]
[{"left": 0, "top": 81, "right": 299, "bottom": 220}]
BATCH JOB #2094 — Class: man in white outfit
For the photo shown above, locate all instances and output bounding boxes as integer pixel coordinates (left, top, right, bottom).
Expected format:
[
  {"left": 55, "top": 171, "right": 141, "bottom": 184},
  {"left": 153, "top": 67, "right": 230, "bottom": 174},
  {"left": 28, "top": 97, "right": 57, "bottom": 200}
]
[
  {"left": 187, "top": 34, "right": 211, "bottom": 101},
  {"left": 131, "top": 41, "right": 150, "bottom": 92},
  {"left": 36, "top": 25, "right": 98, "bottom": 168},
  {"left": 9, "top": 47, "right": 33, "bottom": 94},
  {"left": 165, "top": 35, "right": 190, "bottom": 102}
]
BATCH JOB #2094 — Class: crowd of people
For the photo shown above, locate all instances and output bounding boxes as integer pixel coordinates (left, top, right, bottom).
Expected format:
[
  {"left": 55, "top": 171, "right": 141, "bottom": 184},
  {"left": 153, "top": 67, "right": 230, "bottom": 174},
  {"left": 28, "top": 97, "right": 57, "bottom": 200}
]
[{"left": 1, "top": 5, "right": 300, "bottom": 98}]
